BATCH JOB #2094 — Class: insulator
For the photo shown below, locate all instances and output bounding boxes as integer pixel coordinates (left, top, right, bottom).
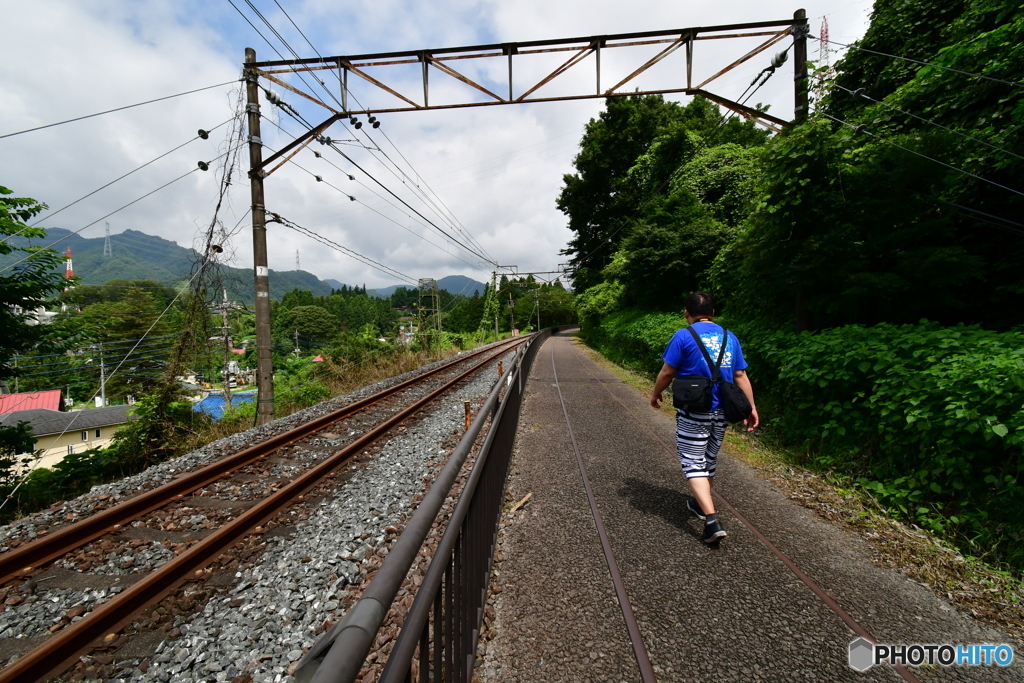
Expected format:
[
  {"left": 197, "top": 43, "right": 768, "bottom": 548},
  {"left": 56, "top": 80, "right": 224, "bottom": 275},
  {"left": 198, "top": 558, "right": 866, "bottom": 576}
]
[
  {"left": 349, "top": 195, "right": 356, "bottom": 201},
  {"left": 265, "top": 88, "right": 283, "bottom": 105},
  {"left": 315, "top": 175, "right": 323, "bottom": 182},
  {"left": 211, "top": 244, "right": 224, "bottom": 253},
  {"left": 198, "top": 161, "right": 210, "bottom": 171},
  {"left": 372, "top": 121, "right": 380, "bottom": 129},
  {"left": 852, "top": 88, "right": 866, "bottom": 98},
  {"left": 354, "top": 121, "right": 363, "bottom": 129},
  {"left": 368, "top": 116, "right": 377, "bottom": 123},
  {"left": 198, "top": 129, "right": 210, "bottom": 140},
  {"left": 324, "top": 137, "right": 332, "bottom": 145},
  {"left": 771, "top": 50, "right": 789, "bottom": 68},
  {"left": 348, "top": 175, "right": 354, "bottom": 181},
  {"left": 314, "top": 151, "right": 322, "bottom": 158},
  {"left": 855, "top": 124, "right": 868, "bottom": 135}
]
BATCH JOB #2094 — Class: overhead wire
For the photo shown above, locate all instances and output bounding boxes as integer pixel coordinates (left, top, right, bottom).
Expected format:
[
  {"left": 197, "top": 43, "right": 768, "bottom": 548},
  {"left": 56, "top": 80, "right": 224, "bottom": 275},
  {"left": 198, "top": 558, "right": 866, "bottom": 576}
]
[
  {"left": 821, "top": 113, "right": 1024, "bottom": 199},
  {"left": 265, "top": 91, "right": 494, "bottom": 266},
  {"left": 262, "top": 122, "right": 490, "bottom": 271},
  {"left": 251, "top": 1, "right": 494, "bottom": 263},
  {"left": 816, "top": 37, "right": 1024, "bottom": 89},
  {"left": 0, "top": 118, "right": 236, "bottom": 249},
  {"left": 831, "top": 84, "right": 1024, "bottom": 161},
  {"left": 0, "top": 264, "right": 207, "bottom": 505},
  {"left": 0, "top": 159, "right": 224, "bottom": 275},
  {"left": 0, "top": 81, "right": 240, "bottom": 140},
  {"left": 268, "top": 212, "right": 418, "bottom": 285}
]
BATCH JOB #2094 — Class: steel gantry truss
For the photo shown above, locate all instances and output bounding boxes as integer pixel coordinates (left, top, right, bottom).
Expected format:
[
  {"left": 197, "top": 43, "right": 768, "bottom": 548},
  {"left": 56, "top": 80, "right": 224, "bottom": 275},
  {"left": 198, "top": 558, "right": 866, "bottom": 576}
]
[{"left": 243, "top": 11, "right": 810, "bottom": 423}]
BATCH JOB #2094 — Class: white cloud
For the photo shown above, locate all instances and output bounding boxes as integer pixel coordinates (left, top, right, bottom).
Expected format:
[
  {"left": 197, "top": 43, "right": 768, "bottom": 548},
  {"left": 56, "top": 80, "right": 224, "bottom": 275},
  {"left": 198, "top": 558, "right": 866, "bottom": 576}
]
[{"left": 0, "top": 0, "right": 870, "bottom": 290}]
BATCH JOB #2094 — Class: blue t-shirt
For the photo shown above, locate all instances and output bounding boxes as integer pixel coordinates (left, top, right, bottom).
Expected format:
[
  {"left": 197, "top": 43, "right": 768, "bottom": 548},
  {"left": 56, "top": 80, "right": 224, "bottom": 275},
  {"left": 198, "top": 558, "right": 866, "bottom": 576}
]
[{"left": 662, "top": 321, "right": 748, "bottom": 411}]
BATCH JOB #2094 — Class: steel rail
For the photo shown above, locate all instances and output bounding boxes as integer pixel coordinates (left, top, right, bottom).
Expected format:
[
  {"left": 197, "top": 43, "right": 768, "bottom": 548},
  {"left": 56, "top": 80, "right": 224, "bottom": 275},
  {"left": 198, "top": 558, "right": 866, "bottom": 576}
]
[
  {"left": 0, "top": 338, "right": 529, "bottom": 683},
  {"left": 0, "top": 338, "right": 522, "bottom": 586},
  {"left": 566, "top": 341, "right": 922, "bottom": 683},
  {"left": 550, "top": 343, "right": 657, "bottom": 683}
]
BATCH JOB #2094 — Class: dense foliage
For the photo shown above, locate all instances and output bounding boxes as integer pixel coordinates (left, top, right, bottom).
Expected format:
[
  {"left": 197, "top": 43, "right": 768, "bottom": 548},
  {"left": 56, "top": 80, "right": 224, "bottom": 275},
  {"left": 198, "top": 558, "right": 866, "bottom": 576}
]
[{"left": 564, "top": 1, "right": 1024, "bottom": 567}]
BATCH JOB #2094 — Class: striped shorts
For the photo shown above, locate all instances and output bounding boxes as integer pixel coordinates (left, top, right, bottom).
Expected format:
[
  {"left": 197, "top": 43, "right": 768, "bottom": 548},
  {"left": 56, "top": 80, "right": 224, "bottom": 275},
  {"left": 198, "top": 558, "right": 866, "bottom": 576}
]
[{"left": 676, "top": 410, "right": 728, "bottom": 479}]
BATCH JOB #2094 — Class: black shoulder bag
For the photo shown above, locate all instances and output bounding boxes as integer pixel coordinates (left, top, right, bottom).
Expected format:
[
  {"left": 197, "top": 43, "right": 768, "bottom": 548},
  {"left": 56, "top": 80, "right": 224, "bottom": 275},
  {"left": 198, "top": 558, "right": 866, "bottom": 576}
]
[{"left": 671, "top": 327, "right": 753, "bottom": 423}]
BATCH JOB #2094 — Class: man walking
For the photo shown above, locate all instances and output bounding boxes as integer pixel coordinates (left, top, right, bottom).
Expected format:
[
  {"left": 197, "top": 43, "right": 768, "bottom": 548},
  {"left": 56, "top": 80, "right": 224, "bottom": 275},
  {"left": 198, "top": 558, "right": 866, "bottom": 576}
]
[{"left": 650, "top": 291, "right": 758, "bottom": 543}]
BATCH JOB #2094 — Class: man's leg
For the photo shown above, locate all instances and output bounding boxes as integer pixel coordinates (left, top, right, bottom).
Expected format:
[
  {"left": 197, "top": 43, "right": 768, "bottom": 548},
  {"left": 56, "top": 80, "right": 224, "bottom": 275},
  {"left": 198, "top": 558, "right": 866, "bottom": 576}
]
[
  {"left": 676, "top": 411, "right": 718, "bottom": 513},
  {"left": 689, "top": 476, "right": 715, "bottom": 516}
]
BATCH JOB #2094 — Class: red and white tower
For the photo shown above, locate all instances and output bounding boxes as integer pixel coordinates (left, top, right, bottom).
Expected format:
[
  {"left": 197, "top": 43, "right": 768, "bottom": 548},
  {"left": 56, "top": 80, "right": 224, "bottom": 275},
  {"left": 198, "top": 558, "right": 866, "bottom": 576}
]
[
  {"left": 815, "top": 16, "right": 832, "bottom": 104},
  {"left": 64, "top": 247, "right": 74, "bottom": 290}
]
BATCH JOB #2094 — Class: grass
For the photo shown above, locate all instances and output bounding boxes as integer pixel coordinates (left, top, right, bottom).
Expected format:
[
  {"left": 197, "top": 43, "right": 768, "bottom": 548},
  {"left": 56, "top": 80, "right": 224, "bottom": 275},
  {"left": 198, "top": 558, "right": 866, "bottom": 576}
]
[{"left": 572, "top": 333, "right": 1024, "bottom": 647}]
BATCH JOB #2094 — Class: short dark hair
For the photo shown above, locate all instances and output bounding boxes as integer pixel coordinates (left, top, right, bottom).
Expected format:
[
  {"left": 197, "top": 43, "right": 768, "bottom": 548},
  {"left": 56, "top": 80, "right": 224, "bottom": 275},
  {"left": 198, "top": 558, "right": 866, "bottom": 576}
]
[{"left": 685, "top": 291, "right": 715, "bottom": 317}]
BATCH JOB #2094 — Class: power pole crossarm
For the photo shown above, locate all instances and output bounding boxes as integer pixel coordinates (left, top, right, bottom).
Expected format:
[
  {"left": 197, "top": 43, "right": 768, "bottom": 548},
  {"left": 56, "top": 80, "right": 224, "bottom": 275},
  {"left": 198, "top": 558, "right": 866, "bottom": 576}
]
[{"left": 245, "top": 47, "right": 275, "bottom": 426}]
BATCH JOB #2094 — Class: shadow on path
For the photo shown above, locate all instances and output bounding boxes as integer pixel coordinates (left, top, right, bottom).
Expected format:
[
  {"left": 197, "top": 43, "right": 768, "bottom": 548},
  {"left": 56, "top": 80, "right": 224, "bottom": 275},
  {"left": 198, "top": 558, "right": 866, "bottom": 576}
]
[{"left": 618, "top": 476, "right": 706, "bottom": 542}]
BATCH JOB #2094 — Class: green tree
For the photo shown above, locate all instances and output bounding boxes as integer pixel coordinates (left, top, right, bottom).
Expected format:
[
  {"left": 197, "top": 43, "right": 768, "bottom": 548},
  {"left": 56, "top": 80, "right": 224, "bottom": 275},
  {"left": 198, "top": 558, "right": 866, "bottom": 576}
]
[{"left": 0, "top": 186, "right": 67, "bottom": 388}]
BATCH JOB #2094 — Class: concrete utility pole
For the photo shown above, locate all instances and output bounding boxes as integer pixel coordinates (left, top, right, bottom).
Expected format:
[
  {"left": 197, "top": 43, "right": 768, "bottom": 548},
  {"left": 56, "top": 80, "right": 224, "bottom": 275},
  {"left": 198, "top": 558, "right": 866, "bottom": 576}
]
[
  {"left": 792, "top": 9, "right": 811, "bottom": 333},
  {"left": 99, "top": 350, "right": 106, "bottom": 408},
  {"left": 793, "top": 9, "right": 809, "bottom": 125},
  {"left": 221, "top": 289, "right": 232, "bottom": 409},
  {"left": 492, "top": 272, "right": 498, "bottom": 343},
  {"left": 245, "top": 47, "right": 275, "bottom": 425}
]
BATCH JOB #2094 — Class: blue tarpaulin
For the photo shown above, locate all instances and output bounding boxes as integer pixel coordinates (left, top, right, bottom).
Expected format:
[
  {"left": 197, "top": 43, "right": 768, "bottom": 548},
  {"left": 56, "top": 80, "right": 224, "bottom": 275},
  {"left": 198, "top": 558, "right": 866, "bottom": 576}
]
[{"left": 192, "top": 391, "right": 256, "bottom": 420}]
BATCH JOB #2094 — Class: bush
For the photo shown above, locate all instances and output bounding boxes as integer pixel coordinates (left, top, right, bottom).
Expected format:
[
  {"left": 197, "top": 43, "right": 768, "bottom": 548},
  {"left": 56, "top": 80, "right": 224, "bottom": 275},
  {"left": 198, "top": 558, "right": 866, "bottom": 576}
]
[
  {"left": 583, "top": 309, "right": 689, "bottom": 376},
  {"left": 753, "top": 322, "right": 1024, "bottom": 564}
]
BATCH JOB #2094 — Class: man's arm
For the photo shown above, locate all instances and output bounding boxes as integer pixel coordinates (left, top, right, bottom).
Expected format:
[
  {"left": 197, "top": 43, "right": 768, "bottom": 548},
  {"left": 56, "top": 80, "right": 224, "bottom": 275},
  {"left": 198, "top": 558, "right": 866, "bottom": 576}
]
[
  {"left": 650, "top": 363, "right": 677, "bottom": 409},
  {"left": 733, "top": 369, "right": 759, "bottom": 431}
]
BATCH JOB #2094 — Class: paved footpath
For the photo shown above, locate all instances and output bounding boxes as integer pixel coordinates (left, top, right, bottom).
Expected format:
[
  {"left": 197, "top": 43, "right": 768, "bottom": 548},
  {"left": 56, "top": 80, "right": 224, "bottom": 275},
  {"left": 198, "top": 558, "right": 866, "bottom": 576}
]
[{"left": 481, "top": 332, "right": 1021, "bottom": 683}]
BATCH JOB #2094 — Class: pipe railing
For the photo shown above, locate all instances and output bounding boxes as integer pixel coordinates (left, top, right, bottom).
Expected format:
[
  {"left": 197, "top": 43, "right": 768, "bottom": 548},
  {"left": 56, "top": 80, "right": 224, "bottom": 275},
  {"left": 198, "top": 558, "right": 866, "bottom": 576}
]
[{"left": 295, "top": 329, "right": 555, "bottom": 683}]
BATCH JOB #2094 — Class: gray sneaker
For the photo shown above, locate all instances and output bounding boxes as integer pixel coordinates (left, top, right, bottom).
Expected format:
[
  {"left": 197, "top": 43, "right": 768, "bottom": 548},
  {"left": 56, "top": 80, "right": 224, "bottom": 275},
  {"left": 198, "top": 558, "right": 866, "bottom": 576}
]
[
  {"left": 686, "top": 497, "right": 706, "bottom": 521},
  {"left": 702, "top": 519, "right": 727, "bottom": 544}
]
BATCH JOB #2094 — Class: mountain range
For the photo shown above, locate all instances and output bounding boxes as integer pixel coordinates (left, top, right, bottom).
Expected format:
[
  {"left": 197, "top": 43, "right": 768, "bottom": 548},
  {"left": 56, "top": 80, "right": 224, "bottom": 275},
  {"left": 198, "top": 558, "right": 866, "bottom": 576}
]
[{"left": 1, "top": 228, "right": 485, "bottom": 303}]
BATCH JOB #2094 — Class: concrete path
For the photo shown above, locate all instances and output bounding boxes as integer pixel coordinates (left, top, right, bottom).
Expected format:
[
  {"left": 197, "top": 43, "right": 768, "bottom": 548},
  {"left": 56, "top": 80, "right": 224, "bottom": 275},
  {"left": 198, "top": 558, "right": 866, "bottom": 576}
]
[{"left": 481, "top": 332, "right": 1021, "bottom": 682}]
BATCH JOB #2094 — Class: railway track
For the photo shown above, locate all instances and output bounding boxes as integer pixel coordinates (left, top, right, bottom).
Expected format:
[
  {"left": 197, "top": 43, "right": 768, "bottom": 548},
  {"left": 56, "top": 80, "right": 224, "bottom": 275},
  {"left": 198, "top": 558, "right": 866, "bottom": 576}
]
[{"left": 0, "top": 336, "right": 528, "bottom": 682}]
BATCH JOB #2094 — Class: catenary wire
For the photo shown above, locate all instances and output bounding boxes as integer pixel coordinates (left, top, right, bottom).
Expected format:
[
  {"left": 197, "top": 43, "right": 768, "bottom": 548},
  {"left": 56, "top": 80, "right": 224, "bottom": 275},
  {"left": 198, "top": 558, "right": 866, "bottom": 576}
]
[
  {"left": 0, "top": 81, "right": 240, "bottom": 140},
  {"left": 275, "top": 128, "right": 490, "bottom": 271},
  {"left": 251, "top": 3, "right": 494, "bottom": 263},
  {"left": 832, "top": 84, "right": 1024, "bottom": 161},
  {"left": 268, "top": 212, "right": 418, "bottom": 285},
  {"left": 822, "top": 113, "right": 1024, "bottom": 199},
  {"left": 267, "top": 102, "right": 495, "bottom": 265},
  {"left": 816, "top": 37, "right": 1024, "bottom": 89}
]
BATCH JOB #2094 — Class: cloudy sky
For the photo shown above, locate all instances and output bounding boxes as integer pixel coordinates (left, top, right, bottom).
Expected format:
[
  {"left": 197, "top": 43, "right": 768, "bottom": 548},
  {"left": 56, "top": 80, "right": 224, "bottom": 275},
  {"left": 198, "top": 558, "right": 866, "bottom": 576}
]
[{"left": 1, "top": 0, "right": 872, "bottom": 291}]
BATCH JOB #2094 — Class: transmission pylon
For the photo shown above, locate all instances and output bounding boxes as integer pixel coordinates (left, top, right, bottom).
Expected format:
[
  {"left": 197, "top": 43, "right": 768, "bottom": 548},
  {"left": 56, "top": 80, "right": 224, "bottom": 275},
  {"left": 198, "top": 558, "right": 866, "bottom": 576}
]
[
  {"left": 103, "top": 222, "right": 112, "bottom": 257},
  {"left": 417, "top": 278, "right": 440, "bottom": 351},
  {"left": 815, "top": 16, "right": 833, "bottom": 104}
]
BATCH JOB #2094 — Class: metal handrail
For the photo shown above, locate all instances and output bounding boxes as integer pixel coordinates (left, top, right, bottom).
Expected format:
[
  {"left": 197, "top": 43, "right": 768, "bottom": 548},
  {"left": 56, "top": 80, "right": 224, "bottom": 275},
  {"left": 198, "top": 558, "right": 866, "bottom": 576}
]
[
  {"left": 379, "top": 328, "right": 552, "bottom": 682},
  {"left": 295, "top": 332, "right": 549, "bottom": 683}
]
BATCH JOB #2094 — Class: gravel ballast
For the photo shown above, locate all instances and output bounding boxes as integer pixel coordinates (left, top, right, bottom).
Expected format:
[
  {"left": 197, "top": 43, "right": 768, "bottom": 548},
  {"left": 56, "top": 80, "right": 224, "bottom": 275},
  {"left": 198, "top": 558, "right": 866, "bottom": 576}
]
[{"left": 0, "top": 344, "right": 517, "bottom": 682}]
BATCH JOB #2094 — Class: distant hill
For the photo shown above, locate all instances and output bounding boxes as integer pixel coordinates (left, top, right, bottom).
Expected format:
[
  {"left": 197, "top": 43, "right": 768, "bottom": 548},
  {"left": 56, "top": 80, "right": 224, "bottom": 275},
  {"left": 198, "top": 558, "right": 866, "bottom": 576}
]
[
  {"left": 371, "top": 275, "right": 486, "bottom": 298},
  {"left": 0, "top": 228, "right": 347, "bottom": 304}
]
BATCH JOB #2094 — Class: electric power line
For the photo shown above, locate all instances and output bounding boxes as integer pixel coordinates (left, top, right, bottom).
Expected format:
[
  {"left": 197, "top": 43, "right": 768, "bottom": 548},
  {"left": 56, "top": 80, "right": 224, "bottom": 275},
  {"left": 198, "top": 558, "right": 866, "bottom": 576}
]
[
  {"left": 832, "top": 84, "right": 1024, "bottom": 162},
  {"left": 817, "top": 37, "right": 1024, "bottom": 89},
  {"left": 0, "top": 151, "right": 229, "bottom": 275},
  {"left": 0, "top": 81, "right": 240, "bottom": 140},
  {"left": 268, "top": 212, "right": 418, "bottom": 285},
  {"left": 822, "top": 113, "right": 1024, "bottom": 199}
]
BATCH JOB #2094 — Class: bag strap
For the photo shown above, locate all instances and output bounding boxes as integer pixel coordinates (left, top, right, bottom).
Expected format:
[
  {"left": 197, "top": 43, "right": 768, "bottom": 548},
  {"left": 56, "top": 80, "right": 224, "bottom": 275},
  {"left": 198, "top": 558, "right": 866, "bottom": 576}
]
[{"left": 686, "top": 325, "right": 728, "bottom": 381}]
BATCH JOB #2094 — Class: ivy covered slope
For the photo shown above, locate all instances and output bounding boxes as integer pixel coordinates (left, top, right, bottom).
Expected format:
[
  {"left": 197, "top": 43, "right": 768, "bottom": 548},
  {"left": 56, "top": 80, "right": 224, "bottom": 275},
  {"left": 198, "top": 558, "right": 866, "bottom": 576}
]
[{"left": 562, "top": 0, "right": 1024, "bottom": 567}]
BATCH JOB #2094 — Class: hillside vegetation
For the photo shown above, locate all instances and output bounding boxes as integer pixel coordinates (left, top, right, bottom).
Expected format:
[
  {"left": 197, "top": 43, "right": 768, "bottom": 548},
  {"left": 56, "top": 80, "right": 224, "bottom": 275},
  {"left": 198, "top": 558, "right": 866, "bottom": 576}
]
[{"left": 564, "top": 0, "right": 1024, "bottom": 567}]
